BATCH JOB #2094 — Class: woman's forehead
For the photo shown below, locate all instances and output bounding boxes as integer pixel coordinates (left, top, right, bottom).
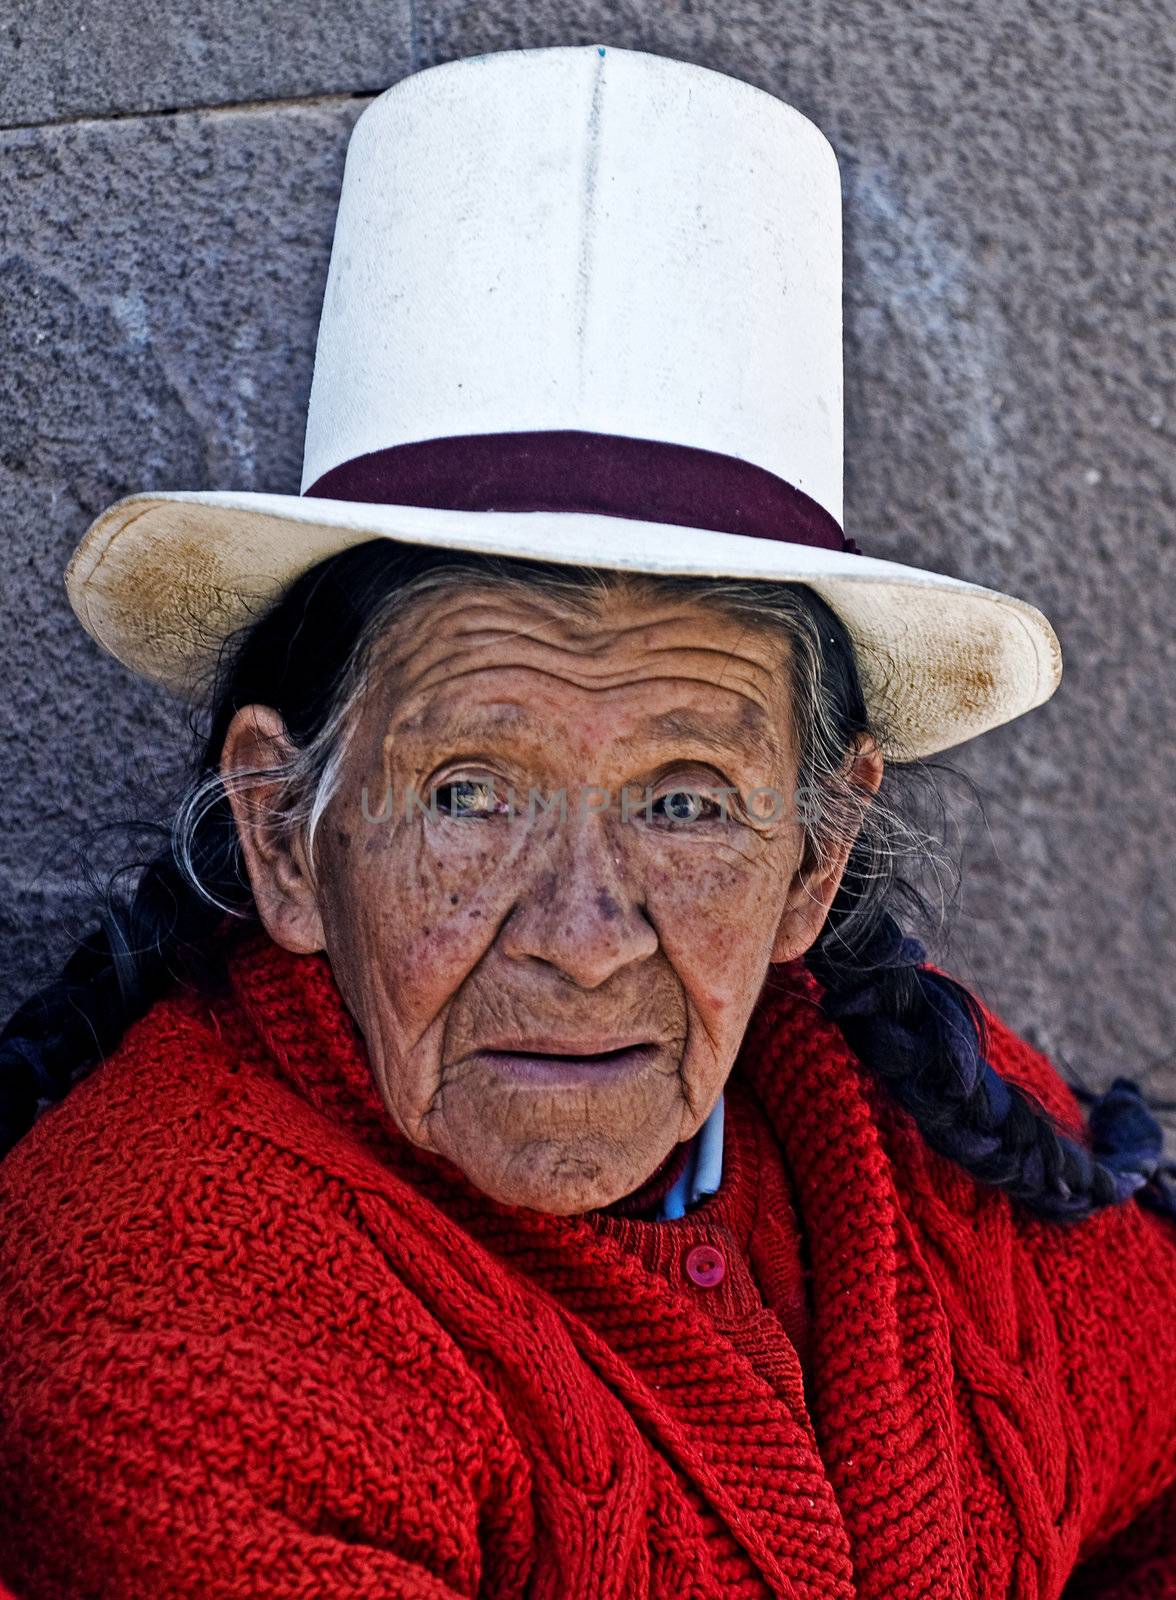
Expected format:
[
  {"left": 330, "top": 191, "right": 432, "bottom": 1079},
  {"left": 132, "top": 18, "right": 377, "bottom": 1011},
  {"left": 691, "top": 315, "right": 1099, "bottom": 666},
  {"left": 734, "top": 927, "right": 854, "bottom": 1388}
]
[
  {"left": 377, "top": 577, "right": 790, "bottom": 681},
  {"left": 362, "top": 580, "right": 796, "bottom": 750}
]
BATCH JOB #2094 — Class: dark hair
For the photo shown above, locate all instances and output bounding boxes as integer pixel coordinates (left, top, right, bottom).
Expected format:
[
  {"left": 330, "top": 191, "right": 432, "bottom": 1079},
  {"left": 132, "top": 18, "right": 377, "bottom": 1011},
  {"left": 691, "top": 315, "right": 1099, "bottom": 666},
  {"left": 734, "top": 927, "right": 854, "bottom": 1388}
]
[{"left": 2, "top": 540, "right": 1172, "bottom": 1224}]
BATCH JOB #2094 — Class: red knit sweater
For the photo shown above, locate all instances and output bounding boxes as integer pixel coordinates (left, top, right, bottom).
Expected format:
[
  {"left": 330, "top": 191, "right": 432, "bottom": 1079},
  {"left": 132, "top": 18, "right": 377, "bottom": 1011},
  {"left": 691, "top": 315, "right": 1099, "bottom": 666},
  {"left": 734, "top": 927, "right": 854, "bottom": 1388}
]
[{"left": 0, "top": 930, "right": 1174, "bottom": 1599}]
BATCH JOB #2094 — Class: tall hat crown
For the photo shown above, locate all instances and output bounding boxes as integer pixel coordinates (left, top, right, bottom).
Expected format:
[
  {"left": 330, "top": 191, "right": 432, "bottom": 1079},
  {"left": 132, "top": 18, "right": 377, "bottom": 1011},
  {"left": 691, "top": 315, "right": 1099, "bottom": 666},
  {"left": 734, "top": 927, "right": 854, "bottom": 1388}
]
[{"left": 301, "top": 44, "right": 845, "bottom": 540}]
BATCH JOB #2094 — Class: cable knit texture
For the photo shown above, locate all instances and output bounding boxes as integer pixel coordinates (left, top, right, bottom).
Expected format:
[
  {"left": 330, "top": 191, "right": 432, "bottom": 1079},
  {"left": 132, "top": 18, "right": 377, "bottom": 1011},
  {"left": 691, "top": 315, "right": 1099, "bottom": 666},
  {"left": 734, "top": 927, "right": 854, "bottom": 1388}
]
[{"left": 0, "top": 929, "right": 1173, "bottom": 1599}]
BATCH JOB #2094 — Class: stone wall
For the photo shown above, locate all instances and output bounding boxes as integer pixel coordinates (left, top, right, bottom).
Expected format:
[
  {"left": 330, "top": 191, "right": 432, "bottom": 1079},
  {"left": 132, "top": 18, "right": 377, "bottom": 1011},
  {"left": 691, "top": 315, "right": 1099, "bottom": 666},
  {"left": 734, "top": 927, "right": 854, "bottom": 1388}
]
[{"left": 2, "top": 3, "right": 1172, "bottom": 1124}]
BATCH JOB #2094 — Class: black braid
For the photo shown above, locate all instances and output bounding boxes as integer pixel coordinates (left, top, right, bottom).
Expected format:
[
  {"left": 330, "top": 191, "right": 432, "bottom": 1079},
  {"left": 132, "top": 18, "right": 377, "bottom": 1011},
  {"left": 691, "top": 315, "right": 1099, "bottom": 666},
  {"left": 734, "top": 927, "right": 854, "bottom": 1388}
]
[
  {"left": 805, "top": 879, "right": 1175, "bottom": 1225},
  {"left": 0, "top": 849, "right": 241, "bottom": 1156}
]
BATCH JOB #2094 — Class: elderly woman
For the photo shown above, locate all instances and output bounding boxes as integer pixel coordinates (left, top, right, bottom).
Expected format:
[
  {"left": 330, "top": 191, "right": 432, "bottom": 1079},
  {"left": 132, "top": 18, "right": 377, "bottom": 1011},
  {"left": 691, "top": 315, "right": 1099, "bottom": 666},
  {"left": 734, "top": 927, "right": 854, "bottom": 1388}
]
[{"left": 1, "top": 44, "right": 1174, "bottom": 1600}]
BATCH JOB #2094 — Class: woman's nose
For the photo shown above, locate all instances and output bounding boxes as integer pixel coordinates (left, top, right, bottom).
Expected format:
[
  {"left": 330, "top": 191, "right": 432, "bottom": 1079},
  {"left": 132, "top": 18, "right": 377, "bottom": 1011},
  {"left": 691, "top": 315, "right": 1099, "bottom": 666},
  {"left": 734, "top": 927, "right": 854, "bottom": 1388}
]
[{"left": 496, "top": 815, "right": 658, "bottom": 989}]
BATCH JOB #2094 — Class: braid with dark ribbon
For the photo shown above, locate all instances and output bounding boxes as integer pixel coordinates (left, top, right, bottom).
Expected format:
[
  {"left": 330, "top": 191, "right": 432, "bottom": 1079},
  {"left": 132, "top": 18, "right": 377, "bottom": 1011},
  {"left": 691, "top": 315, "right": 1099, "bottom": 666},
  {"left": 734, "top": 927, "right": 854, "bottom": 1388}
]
[
  {"left": 805, "top": 905, "right": 1174, "bottom": 1225},
  {"left": 0, "top": 847, "right": 238, "bottom": 1158}
]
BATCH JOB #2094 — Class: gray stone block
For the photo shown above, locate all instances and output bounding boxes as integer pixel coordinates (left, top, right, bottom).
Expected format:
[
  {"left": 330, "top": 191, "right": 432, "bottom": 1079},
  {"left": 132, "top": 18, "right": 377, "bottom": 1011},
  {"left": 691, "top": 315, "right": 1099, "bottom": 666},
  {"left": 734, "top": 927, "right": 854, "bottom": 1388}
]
[
  {"left": 1, "top": 1, "right": 410, "bottom": 126},
  {"left": 1, "top": 5, "right": 1173, "bottom": 1139},
  {"left": 0, "top": 99, "right": 360, "bottom": 1000}
]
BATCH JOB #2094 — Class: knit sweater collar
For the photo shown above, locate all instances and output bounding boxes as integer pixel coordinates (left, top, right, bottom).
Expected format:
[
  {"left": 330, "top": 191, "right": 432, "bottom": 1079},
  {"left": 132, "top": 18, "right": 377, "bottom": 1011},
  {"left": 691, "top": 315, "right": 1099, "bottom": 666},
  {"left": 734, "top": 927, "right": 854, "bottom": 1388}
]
[{"left": 209, "top": 927, "right": 971, "bottom": 1598}]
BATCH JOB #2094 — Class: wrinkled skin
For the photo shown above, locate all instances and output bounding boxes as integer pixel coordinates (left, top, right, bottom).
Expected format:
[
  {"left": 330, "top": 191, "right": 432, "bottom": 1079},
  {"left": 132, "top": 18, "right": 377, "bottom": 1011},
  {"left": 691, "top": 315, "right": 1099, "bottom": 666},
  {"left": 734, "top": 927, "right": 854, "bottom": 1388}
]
[{"left": 222, "top": 582, "right": 882, "bottom": 1215}]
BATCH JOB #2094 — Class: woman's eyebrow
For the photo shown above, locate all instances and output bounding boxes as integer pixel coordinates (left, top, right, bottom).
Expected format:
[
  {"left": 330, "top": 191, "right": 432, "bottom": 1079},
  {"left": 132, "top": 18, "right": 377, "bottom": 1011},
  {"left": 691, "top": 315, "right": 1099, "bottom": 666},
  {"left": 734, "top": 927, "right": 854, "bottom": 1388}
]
[
  {"left": 390, "top": 702, "right": 783, "bottom": 766},
  {"left": 390, "top": 702, "right": 532, "bottom": 741},
  {"left": 626, "top": 708, "right": 783, "bottom": 767}
]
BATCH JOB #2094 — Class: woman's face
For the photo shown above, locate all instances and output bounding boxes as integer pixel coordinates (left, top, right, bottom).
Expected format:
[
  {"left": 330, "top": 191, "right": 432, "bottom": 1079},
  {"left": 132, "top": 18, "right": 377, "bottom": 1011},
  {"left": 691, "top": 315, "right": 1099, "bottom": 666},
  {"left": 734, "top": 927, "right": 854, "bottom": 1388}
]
[{"left": 225, "top": 581, "right": 881, "bottom": 1214}]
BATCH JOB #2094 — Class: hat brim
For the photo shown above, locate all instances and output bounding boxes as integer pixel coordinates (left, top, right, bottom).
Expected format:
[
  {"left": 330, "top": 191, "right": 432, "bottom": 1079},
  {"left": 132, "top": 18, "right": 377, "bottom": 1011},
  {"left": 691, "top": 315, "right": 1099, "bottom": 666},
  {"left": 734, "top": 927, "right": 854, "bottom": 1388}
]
[{"left": 64, "top": 489, "right": 1061, "bottom": 761}]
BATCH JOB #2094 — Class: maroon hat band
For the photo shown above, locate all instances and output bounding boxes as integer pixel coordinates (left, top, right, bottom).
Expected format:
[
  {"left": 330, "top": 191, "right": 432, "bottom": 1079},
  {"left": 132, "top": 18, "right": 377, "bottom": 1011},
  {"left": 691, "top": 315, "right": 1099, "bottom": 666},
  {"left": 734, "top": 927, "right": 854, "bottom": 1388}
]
[{"left": 304, "top": 430, "right": 861, "bottom": 555}]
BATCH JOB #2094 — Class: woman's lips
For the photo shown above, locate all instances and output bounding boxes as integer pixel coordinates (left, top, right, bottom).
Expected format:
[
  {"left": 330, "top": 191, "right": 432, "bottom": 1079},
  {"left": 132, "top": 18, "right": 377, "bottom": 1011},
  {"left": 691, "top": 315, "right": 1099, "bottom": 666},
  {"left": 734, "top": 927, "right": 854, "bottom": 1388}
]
[{"left": 467, "top": 1042, "right": 663, "bottom": 1087}]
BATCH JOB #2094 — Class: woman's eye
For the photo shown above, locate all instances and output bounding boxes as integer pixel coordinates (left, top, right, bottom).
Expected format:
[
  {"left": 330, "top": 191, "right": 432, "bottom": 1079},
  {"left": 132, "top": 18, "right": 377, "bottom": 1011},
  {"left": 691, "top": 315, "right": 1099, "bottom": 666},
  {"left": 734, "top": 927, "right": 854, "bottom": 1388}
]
[
  {"left": 433, "top": 779, "right": 503, "bottom": 818},
  {"left": 651, "top": 789, "right": 720, "bottom": 825}
]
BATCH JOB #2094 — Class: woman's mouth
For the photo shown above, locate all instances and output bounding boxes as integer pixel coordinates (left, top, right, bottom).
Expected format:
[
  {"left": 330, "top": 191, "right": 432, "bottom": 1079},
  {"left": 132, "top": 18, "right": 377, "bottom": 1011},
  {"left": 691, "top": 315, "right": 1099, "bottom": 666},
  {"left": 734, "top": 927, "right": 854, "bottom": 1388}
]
[{"left": 466, "top": 1042, "right": 664, "bottom": 1087}]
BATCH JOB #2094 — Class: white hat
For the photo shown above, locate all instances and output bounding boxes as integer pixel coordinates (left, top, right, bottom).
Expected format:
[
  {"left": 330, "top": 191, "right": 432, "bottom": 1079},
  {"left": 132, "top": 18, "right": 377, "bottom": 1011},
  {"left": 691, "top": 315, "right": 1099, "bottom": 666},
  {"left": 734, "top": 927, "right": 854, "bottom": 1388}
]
[{"left": 63, "top": 42, "right": 1061, "bottom": 760}]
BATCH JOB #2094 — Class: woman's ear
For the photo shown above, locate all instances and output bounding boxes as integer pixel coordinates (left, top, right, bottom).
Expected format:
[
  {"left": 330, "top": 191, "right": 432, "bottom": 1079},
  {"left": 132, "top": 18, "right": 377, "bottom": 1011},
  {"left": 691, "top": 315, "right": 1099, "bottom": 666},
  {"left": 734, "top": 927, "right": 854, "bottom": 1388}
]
[
  {"left": 220, "top": 704, "right": 325, "bottom": 954},
  {"left": 770, "top": 735, "right": 885, "bottom": 965}
]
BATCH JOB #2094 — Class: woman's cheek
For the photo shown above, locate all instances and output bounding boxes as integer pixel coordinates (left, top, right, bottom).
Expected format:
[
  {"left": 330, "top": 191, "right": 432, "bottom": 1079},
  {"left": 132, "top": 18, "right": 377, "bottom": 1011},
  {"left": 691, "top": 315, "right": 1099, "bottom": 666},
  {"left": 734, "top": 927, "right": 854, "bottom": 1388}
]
[
  {"left": 346, "top": 837, "right": 513, "bottom": 1028},
  {"left": 411, "top": 813, "right": 537, "bottom": 900},
  {"left": 351, "top": 809, "right": 504, "bottom": 919},
  {"left": 647, "top": 847, "right": 786, "bottom": 1019},
  {"left": 648, "top": 842, "right": 782, "bottom": 949}
]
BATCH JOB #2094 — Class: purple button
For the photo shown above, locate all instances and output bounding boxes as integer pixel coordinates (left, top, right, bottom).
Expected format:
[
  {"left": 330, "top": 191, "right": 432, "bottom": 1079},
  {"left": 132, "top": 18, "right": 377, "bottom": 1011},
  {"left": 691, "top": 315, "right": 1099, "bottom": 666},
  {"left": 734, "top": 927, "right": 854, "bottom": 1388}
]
[{"left": 684, "top": 1243, "right": 726, "bottom": 1288}]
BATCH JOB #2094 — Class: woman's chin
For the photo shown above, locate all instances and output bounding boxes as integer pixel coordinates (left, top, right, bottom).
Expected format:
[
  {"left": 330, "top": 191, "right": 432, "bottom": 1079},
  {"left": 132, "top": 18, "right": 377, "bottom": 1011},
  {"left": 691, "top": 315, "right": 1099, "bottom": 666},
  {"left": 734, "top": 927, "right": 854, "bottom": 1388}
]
[
  {"left": 448, "top": 1131, "right": 674, "bottom": 1216},
  {"left": 424, "top": 1056, "right": 684, "bottom": 1212}
]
